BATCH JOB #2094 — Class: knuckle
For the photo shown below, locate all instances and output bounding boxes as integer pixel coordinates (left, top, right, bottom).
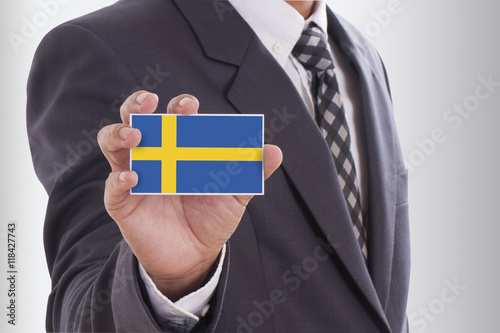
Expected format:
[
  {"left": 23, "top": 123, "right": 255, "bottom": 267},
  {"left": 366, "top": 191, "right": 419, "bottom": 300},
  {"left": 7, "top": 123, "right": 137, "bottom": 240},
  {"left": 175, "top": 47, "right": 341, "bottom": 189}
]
[
  {"left": 120, "top": 90, "right": 148, "bottom": 119},
  {"left": 119, "top": 101, "right": 131, "bottom": 116},
  {"left": 107, "top": 171, "right": 121, "bottom": 188},
  {"left": 97, "top": 127, "right": 107, "bottom": 146},
  {"left": 97, "top": 124, "right": 122, "bottom": 150},
  {"left": 166, "top": 96, "right": 178, "bottom": 110},
  {"left": 104, "top": 172, "right": 113, "bottom": 188},
  {"left": 120, "top": 93, "right": 137, "bottom": 113}
]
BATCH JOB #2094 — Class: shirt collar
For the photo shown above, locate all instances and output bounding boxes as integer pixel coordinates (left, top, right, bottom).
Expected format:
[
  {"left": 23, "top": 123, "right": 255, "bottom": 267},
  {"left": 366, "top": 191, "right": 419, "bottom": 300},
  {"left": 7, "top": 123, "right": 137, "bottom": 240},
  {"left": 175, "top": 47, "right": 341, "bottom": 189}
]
[{"left": 229, "top": 0, "right": 328, "bottom": 68}]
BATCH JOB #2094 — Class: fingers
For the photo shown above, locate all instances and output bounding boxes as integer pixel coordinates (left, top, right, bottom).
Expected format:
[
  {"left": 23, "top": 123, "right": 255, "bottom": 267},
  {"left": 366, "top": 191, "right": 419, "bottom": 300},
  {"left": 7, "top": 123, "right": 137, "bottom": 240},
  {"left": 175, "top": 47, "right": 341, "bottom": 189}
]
[
  {"left": 101, "top": 91, "right": 199, "bottom": 173},
  {"left": 166, "top": 94, "right": 199, "bottom": 115},
  {"left": 263, "top": 144, "right": 283, "bottom": 180},
  {"left": 101, "top": 90, "right": 159, "bottom": 171},
  {"left": 121, "top": 91, "right": 198, "bottom": 122},
  {"left": 120, "top": 90, "right": 159, "bottom": 124},
  {"left": 98, "top": 124, "right": 141, "bottom": 171}
]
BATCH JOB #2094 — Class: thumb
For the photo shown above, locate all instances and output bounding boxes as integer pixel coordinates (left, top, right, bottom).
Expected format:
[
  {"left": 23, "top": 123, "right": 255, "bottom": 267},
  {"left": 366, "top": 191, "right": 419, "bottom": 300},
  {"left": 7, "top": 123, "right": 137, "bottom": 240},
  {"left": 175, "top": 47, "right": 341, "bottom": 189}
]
[{"left": 232, "top": 144, "right": 282, "bottom": 206}]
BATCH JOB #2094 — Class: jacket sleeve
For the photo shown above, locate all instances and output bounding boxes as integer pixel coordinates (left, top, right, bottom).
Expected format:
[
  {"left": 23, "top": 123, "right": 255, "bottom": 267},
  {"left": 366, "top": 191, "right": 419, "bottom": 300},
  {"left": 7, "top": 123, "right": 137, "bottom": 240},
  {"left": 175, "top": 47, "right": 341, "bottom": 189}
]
[{"left": 27, "top": 22, "right": 169, "bottom": 332}]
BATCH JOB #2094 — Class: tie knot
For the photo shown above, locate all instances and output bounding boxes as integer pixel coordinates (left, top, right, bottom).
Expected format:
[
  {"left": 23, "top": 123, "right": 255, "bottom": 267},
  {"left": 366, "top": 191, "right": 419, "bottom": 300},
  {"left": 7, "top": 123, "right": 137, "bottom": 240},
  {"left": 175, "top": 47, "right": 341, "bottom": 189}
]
[{"left": 292, "top": 24, "right": 333, "bottom": 73}]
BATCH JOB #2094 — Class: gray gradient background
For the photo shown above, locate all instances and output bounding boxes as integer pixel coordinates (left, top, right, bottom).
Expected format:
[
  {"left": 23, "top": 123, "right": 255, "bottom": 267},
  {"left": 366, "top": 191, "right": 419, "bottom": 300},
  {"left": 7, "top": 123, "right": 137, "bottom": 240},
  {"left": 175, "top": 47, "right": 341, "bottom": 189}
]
[{"left": 0, "top": 0, "right": 498, "bottom": 332}]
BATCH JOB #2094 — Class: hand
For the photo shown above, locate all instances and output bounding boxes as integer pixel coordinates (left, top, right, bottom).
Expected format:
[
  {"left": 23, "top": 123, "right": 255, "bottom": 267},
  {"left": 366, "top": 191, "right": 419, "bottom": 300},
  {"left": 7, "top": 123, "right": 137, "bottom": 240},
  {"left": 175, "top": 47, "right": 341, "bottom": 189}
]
[{"left": 97, "top": 91, "right": 282, "bottom": 300}]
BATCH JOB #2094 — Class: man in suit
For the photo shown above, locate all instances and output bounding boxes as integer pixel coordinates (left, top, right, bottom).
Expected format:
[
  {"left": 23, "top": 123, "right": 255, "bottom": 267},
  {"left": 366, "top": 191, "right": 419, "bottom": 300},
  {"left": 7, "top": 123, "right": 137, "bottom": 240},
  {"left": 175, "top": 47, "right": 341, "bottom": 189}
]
[{"left": 27, "top": 0, "right": 410, "bottom": 332}]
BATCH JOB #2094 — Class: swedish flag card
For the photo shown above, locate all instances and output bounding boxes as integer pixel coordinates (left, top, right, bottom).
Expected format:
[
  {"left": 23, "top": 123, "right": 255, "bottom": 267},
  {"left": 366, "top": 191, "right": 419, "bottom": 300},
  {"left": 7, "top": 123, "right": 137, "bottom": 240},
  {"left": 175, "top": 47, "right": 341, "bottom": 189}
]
[{"left": 130, "top": 114, "right": 264, "bottom": 195}]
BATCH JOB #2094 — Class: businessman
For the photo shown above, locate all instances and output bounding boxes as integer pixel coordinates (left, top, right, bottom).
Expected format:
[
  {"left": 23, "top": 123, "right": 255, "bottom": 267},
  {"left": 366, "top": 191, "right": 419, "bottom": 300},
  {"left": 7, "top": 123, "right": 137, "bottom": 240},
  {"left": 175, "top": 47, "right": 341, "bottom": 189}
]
[{"left": 27, "top": 0, "right": 410, "bottom": 332}]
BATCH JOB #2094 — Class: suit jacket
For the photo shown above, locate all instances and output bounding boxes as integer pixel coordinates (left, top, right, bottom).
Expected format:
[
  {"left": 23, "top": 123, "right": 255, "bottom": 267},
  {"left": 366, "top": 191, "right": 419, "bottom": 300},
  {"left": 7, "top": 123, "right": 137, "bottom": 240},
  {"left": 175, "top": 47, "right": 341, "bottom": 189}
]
[{"left": 27, "top": 0, "right": 410, "bottom": 332}]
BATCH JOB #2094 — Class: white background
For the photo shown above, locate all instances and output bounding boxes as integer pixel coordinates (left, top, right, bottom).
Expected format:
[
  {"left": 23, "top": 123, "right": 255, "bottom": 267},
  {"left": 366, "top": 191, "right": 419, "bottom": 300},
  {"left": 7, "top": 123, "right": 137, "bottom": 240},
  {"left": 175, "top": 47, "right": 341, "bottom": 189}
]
[{"left": 1, "top": 0, "right": 498, "bottom": 332}]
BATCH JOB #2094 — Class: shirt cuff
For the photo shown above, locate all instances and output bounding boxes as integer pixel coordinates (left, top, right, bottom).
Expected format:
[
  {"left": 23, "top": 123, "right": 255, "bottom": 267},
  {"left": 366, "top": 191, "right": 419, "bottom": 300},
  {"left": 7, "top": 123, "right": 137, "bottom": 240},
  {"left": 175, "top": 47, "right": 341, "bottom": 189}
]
[{"left": 138, "top": 244, "right": 226, "bottom": 326}]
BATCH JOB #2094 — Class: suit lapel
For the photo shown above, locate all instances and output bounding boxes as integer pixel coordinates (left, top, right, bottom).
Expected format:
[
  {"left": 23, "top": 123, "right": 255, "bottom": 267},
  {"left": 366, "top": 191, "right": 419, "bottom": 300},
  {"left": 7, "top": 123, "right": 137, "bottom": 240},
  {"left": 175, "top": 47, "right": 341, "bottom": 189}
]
[
  {"left": 223, "top": 37, "right": 391, "bottom": 326},
  {"left": 327, "top": 10, "right": 399, "bottom": 313},
  {"left": 173, "top": 0, "right": 394, "bottom": 329}
]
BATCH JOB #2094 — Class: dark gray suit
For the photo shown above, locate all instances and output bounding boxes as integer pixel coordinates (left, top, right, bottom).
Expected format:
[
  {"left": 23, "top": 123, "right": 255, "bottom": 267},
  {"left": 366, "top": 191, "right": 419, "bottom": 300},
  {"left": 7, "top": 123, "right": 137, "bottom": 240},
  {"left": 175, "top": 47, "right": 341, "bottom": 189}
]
[{"left": 27, "top": 0, "right": 410, "bottom": 332}]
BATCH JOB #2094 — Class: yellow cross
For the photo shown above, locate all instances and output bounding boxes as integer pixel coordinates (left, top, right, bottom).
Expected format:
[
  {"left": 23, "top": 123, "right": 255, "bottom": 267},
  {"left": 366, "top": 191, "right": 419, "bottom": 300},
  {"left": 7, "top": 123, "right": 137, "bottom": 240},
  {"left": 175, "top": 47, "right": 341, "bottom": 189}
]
[{"left": 131, "top": 115, "right": 262, "bottom": 193}]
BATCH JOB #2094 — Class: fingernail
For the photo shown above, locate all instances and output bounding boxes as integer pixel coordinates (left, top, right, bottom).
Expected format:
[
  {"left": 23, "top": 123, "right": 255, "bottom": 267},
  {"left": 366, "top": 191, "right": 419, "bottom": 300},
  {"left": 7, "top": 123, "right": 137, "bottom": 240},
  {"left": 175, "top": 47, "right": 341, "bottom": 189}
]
[
  {"left": 178, "top": 97, "right": 191, "bottom": 108},
  {"left": 118, "top": 172, "right": 127, "bottom": 182},
  {"left": 136, "top": 92, "right": 149, "bottom": 105},
  {"left": 119, "top": 127, "right": 134, "bottom": 140}
]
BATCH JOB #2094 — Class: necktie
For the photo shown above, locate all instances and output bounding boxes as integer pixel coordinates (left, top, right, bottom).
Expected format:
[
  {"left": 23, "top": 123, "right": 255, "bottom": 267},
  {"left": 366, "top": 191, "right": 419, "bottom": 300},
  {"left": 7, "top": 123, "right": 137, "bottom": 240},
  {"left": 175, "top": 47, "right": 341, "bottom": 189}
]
[{"left": 292, "top": 24, "right": 368, "bottom": 262}]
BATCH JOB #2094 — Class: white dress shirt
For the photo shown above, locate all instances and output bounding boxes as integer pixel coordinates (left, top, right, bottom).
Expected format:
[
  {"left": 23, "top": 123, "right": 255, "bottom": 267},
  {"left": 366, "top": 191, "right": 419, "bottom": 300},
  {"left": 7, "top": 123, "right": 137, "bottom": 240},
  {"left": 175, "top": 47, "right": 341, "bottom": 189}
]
[{"left": 139, "top": 0, "right": 368, "bottom": 328}]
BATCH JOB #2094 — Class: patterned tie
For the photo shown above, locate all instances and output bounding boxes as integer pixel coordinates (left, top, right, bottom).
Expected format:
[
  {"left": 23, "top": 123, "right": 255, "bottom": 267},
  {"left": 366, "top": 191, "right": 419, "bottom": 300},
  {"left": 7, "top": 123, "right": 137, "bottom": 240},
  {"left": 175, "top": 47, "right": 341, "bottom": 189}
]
[{"left": 292, "top": 24, "right": 368, "bottom": 262}]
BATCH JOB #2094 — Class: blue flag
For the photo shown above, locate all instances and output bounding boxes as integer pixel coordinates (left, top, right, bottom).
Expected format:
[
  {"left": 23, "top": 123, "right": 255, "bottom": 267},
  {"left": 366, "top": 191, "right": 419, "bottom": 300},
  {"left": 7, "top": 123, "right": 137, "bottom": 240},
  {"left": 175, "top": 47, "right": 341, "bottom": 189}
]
[{"left": 130, "top": 114, "right": 264, "bottom": 194}]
